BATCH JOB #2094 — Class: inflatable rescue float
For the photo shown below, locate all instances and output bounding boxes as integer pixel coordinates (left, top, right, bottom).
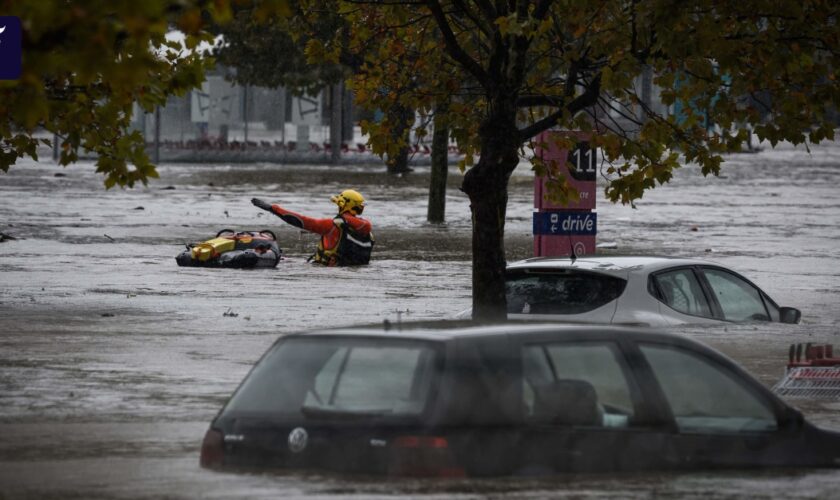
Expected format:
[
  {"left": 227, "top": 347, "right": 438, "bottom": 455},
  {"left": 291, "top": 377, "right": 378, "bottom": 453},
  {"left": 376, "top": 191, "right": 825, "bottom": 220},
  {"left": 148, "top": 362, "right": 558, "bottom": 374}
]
[{"left": 176, "top": 229, "right": 282, "bottom": 268}]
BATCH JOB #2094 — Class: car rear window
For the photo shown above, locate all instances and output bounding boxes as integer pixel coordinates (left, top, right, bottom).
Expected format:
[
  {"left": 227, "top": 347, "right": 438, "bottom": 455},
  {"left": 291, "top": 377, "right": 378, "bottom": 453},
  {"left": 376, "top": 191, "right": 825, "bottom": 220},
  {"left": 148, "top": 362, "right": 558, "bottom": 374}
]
[
  {"left": 222, "top": 337, "right": 439, "bottom": 419},
  {"left": 506, "top": 269, "right": 626, "bottom": 315}
]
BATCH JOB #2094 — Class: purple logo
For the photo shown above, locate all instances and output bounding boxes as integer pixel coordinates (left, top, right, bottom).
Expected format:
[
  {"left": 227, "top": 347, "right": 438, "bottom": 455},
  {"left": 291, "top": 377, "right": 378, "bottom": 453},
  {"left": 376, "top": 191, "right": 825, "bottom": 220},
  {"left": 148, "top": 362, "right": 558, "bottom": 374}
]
[{"left": 0, "top": 16, "right": 22, "bottom": 80}]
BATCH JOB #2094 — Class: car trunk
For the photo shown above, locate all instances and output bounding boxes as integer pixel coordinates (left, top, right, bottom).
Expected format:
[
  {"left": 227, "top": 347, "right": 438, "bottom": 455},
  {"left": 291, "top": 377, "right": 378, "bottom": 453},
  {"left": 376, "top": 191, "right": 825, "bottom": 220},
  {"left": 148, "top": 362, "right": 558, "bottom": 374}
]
[
  {"left": 201, "top": 335, "right": 463, "bottom": 475},
  {"left": 217, "top": 416, "right": 388, "bottom": 472},
  {"left": 205, "top": 415, "right": 466, "bottom": 476}
]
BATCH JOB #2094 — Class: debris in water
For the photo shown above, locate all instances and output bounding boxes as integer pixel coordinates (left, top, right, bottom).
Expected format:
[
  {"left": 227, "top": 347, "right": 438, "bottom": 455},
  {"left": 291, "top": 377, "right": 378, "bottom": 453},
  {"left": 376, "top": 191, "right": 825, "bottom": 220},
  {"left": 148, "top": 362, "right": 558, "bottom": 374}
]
[
  {"left": 104, "top": 234, "right": 115, "bottom": 242},
  {"left": 224, "top": 307, "right": 239, "bottom": 318}
]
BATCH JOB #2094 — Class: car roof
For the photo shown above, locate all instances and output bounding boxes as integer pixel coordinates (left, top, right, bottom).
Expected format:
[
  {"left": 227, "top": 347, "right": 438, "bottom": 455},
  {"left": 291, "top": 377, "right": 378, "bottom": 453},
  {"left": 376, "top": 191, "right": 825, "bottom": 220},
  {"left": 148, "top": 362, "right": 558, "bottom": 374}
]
[
  {"left": 274, "top": 321, "right": 771, "bottom": 409},
  {"left": 289, "top": 320, "right": 706, "bottom": 349},
  {"left": 507, "top": 255, "right": 718, "bottom": 276}
]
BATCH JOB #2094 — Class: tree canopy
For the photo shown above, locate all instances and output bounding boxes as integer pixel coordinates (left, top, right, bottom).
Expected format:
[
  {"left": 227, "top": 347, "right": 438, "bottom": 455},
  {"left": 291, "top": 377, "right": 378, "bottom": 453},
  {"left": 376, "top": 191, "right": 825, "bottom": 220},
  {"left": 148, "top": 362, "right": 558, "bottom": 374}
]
[
  {"left": 299, "top": 0, "right": 840, "bottom": 318},
  {"left": 211, "top": 1, "right": 345, "bottom": 92},
  {"left": 213, "top": 2, "right": 424, "bottom": 173},
  {"left": 0, "top": 0, "right": 288, "bottom": 188},
  {"left": 2, "top": 0, "right": 837, "bottom": 320}
]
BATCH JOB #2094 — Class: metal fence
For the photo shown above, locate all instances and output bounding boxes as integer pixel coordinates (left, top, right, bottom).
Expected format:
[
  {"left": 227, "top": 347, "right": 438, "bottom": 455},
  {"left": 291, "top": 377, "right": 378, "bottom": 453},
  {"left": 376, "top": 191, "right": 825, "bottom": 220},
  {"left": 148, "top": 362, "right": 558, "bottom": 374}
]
[{"left": 128, "top": 76, "right": 385, "bottom": 163}]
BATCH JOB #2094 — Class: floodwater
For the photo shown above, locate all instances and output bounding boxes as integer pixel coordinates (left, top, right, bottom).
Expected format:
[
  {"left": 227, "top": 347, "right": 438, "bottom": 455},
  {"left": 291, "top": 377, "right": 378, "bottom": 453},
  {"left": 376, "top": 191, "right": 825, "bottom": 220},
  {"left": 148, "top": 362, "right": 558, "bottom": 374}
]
[{"left": 1, "top": 139, "right": 839, "bottom": 498}]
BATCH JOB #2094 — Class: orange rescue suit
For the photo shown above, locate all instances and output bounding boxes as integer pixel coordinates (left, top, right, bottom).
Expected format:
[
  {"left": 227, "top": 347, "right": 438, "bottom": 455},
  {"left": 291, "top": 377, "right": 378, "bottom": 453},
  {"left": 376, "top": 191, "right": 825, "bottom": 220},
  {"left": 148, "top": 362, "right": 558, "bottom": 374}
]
[{"left": 268, "top": 204, "right": 373, "bottom": 266}]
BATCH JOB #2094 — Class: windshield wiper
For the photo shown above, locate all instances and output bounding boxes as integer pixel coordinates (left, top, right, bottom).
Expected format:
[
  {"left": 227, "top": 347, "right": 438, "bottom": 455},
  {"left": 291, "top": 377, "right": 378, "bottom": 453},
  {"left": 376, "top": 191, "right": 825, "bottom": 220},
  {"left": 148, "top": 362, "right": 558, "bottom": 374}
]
[{"left": 300, "top": 405, "right": 392, "bottom": 420}]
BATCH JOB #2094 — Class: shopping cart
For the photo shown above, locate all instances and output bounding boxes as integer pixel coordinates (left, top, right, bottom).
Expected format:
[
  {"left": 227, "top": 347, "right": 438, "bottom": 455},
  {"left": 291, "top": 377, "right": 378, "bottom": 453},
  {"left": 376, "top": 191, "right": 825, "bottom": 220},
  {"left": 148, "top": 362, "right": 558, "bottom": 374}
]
[{"left": 772, "top": 343, "right": 840, "bottom": 399}]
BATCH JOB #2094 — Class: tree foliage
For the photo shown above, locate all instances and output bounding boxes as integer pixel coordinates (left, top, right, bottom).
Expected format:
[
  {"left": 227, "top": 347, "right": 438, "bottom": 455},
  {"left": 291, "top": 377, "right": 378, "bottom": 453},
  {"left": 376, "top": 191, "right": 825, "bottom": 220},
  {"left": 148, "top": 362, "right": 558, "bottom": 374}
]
[
  {"left": 300, "top": 0, "right": 840, "bottom": 318},
  {"left": 215, "top": 1, "right": 420, "bottom": 172},
  {"left": 323, "top": 1, "right": 840, "bottom": 200},
  {"left": 211, "top": 1, "right": 345, "bottom": 92},
  {"left": 0, "top": 0, "right": 288, "bottom": 188}
]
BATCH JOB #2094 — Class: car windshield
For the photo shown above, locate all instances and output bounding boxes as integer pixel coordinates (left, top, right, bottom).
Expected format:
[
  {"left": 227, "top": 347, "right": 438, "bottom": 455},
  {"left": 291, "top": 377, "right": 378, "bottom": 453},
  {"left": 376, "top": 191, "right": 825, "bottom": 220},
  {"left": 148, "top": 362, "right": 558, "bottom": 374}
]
[
  {"left": 221, "top": 337, "right": 439, "bottom": 419},
  {"left": 506, "top": 269, "right": 626, "bottom": 315}
]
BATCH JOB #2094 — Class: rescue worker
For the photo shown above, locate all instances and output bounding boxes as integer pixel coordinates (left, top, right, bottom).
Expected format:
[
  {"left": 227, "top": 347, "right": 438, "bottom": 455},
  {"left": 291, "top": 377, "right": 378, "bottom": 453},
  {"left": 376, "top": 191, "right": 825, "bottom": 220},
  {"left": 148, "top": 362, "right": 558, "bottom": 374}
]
[{"left": 251, "top": 190, "right": 374, "bottom": 266}]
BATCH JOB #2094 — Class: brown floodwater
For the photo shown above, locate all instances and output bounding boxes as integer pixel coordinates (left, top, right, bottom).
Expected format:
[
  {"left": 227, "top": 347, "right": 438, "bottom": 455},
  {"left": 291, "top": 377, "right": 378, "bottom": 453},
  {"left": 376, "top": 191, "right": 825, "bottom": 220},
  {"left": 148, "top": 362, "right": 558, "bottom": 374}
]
[{"left": 1, "top": 140, "right": 840, "bottom": 498}]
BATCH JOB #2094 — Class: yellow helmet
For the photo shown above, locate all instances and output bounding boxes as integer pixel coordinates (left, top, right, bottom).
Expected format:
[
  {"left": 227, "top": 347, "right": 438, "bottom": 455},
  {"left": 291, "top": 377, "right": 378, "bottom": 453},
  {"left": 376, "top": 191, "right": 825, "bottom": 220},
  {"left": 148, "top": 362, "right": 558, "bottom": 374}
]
[{"left": 331, "top": 189, "right": 366, "bottom": 214}]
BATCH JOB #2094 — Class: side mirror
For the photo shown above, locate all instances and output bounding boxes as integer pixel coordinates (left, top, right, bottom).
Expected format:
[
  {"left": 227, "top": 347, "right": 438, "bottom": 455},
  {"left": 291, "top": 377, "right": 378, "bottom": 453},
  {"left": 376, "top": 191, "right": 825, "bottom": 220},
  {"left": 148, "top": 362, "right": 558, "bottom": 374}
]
[
  {"left": 779, "top": 407, "right": 805, "bottom": 431},
  {"left": 780, "top": 307, "right": 802, "bottom": 324}
]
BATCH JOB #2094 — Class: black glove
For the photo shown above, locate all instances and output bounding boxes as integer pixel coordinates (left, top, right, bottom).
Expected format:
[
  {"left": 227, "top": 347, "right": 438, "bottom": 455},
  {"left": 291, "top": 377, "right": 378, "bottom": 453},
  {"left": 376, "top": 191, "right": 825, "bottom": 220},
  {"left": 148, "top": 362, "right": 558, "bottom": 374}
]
[{"left": 251, "top": 198, "right": 273, "bottom": 212}]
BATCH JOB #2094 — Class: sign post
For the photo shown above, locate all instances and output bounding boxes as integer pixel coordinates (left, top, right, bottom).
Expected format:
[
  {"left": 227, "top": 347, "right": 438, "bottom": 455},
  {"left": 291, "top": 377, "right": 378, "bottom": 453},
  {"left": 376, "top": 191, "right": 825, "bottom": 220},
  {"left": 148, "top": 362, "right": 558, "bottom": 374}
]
[{"left": 533, "top": 131, "right": 597, "bottom": 257}]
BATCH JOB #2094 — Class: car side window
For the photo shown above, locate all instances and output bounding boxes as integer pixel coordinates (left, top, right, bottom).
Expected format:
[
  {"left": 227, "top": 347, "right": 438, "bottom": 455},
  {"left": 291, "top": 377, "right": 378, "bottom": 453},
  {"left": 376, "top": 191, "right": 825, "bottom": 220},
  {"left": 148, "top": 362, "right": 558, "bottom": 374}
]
[
  {"left": 702, "top": 268, "right": 769, "bottom": 321},
  {"left": 639, "top": 344, "right": 778, "bottom": 433},
  {"left": 521, "top": 342, "right": 635, "bottom": 428},
  {"left": 652, "top": 268, "right": 712, "bottom": 318}
]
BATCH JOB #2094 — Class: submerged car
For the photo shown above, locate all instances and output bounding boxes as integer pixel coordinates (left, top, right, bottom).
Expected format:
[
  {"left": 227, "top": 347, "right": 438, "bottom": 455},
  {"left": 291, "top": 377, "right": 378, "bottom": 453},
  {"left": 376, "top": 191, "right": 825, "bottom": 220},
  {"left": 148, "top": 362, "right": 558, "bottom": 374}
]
[
  {"left": 200, "top": 322, "right": 838, "bottom": 477},
  {"left": 457, "top": 256, "right": 801, "bottom": 326}
]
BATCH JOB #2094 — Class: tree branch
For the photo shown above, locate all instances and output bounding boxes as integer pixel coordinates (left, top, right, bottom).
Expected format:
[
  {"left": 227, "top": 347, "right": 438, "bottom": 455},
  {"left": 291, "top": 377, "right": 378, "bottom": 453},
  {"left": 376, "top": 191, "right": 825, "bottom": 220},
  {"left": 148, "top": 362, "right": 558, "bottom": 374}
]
[
  {"left": 451, "top": 0, "right": 494, "bottom": 38},
  {"left": 533, "top": 0, "right": 555, "bottom": 20},
  {"left": 473, "top": 0, "right": 498, "bottom": 20},
  {"left": 518, "top": 74, "right": 601, "bottom": 140},
  {"left": 425, "top": 0, "right": 490, "bottom": 86},
  {"left": 510, "top": 8, "right": 533, "bottom": 87},
  {"left": 516, "top": 95, "right": 566, "bottom": 107}
]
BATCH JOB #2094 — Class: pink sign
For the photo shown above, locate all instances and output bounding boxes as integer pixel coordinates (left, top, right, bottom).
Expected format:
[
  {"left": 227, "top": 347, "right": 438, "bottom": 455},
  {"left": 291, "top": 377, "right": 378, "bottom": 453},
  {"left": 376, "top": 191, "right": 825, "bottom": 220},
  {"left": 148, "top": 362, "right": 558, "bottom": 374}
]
[
  {"left": 533, "top": 131, "right": 596, "bottom": 211},
  {"left": 533, "top": 131, "right": 597, "bottom": 257},
  {"left": 534, "top": 234, "right": 596, "bottom": 257}
]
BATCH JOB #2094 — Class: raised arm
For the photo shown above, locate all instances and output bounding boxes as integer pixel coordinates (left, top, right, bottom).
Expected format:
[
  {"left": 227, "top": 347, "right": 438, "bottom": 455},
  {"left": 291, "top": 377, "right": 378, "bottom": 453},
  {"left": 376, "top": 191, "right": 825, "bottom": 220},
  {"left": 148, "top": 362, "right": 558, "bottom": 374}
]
[{"left": 252, "top": 198, "right": 335, "bottom": 235}]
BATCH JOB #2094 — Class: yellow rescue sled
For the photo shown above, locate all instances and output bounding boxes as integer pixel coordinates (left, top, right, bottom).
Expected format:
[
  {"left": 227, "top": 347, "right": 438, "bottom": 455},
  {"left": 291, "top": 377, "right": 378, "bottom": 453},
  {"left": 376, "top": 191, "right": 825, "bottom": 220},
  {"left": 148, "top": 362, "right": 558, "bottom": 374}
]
[{"left": 176, "top": 229, "right": 282, "bottom": 268}]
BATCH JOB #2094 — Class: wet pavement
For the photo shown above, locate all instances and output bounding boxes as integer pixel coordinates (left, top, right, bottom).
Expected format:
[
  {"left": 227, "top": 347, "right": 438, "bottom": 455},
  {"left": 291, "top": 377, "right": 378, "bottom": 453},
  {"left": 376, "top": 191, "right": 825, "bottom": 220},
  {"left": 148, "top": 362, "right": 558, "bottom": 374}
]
[{"left": 1, "top": 139, "right": 840, "bottom": 498}]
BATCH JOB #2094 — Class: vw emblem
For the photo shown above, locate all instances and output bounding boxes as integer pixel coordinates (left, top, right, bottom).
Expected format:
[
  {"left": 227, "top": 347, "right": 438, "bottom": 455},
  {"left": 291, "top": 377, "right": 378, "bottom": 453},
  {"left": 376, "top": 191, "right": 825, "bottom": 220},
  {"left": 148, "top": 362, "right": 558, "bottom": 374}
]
[{"left": 288, "top": 427, "right": 308, "bottom": 453}]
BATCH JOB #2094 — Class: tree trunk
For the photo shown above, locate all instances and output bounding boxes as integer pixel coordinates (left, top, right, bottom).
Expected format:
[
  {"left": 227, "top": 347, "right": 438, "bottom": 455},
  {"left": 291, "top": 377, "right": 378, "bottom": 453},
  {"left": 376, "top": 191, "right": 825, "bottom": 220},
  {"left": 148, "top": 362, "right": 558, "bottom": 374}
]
[
  {"left": 330, "top": 83, "right": 342, "bottom": 164},
  {"left": 461, "top": 110, "right": 520, "bottom": 321},
  {"left": 386, "top": 103, "right": 413, "bottom": 174},
  {"left": 641, "top": 64, "right": 653, "bottom": 122},
  {"left": 427, "top": 107, "right": 449, "bottom": 223},
  {"left": 153, "top": 106, "right": 161, "bottom": 164},
  {"left": 387, "top": 145, "right": 410, "bottom": 174},
  {"left": 342, "top": 85, "right": 354, "bottom": 143}
]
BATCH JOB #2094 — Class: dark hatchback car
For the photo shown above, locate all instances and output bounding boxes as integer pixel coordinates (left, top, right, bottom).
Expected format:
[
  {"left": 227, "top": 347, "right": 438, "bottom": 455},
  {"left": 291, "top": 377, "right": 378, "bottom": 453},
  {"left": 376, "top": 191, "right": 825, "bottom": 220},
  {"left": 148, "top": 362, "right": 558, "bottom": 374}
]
[{"left": 201, "top": 323, "right": 840, "bottom": 477}]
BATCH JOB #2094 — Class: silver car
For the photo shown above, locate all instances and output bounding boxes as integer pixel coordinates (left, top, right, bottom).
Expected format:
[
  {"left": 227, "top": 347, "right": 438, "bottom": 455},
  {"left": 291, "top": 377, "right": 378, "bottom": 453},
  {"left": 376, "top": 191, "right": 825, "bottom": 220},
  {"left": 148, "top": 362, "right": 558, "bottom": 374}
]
[{"left": 459, "top": 256, "right": 801, "bottom": 326}]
